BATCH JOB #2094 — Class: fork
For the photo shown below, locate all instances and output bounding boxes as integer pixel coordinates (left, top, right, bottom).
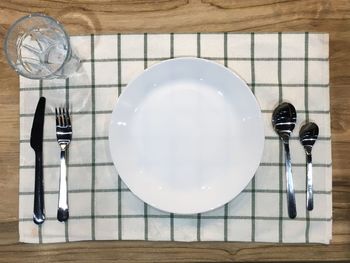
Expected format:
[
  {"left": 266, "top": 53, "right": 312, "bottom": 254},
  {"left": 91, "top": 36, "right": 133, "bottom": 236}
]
[{"left": 55, "top": 107, "right": 72, "bottom": 222}]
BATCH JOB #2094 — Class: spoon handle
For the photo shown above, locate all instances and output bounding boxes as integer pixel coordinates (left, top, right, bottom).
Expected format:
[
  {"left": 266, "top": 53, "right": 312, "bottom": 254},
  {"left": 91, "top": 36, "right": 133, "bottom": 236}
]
[
  {"left": 283, "top": 141, "right": 297, "bottom": 219},
  {"left": 306, "top": 154, "right": 313, "bottom": 211}
]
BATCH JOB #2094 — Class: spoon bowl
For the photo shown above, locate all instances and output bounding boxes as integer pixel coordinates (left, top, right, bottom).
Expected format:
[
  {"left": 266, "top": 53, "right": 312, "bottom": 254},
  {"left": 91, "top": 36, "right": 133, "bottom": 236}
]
[
  {"left": 272, "top": 102, "right": 297, "bottom": 140},
  {"left": 299, "top": 122, "right": 319, "bottom": 153}
]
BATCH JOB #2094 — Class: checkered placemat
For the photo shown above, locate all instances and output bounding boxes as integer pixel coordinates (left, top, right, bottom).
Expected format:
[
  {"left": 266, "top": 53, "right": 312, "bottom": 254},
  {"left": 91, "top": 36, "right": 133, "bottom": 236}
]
[{"left": 19, "top": 33, "right": 332, "bottom": 244}]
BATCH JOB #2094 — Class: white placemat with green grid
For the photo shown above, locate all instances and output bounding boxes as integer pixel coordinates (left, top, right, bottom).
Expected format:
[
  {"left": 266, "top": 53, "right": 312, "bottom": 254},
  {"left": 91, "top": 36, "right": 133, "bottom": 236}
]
[{"left": 19, "top": 33, "right": 332, "bottom": 244}]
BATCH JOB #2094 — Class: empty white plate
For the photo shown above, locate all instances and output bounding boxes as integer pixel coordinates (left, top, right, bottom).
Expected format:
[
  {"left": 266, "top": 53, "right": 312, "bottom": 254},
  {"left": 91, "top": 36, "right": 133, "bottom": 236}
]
[{"left": 109, "top": 58, "right": 264, "bottom": 214}]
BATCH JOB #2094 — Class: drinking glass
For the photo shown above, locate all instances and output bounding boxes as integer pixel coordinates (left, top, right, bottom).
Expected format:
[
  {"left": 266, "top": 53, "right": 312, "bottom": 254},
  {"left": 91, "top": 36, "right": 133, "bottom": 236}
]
[{"left": 4, "top": 13, "right": 80, "bottom": 79}]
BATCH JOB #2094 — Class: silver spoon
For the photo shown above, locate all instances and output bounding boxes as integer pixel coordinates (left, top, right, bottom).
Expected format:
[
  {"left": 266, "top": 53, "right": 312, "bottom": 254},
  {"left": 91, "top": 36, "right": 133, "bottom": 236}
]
[
  {"left": 299, "top": 122, "right": 319, "bottom": 211},
  {"left": 272, "top": 102, "right": 297, "bottom": 219}
]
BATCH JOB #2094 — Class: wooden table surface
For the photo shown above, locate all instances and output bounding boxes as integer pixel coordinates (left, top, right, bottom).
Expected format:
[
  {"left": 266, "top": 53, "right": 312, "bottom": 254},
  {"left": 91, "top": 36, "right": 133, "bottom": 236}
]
[{"left": 0, "top": 0, "right": 349, "bottom": 262}]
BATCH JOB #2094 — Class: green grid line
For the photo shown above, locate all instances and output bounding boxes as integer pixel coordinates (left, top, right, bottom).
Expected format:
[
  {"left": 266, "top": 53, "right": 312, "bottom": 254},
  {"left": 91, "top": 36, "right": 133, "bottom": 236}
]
[
  {"left": 264, "top": 136, "right": 330, "bottom": 141},
  {"left": 90, "top": 34, "right": 96, "bottom": 240},
  {"left": 170, "top": 33, "right": 174, "bottom": 59},
  {"left": 304, "top": 32, "right": 311, "bottom": 243},
  {"left": 117, "top": 33, "right": 122, "bottom": 96},
  {"left": 20, "top": 84, "right": 126, "bottom": 91},
  {"left": 197, "top": 213, "right": 201, "bottom": 241},
  {"left": 20, "top": 111, "right": 110, "bottom": 117},
  {"left": 223, "top": 32, "right": 229, "bottom": 242},
  {"left": 143, "top": 32, "right": 149, "bottom": 241},
  {"left": 117, "top": 176, "right": 122, "bottom": 240},
  {"left": 261, "top": 109, "right": 330, "bottom": 114},
  {"left": 70, "top": 32, "right": 327, "bottom": 37},
  {"left": 21, "top": 110, "right": 112, "bottom": 117},
  {"left": 19, "top": 189, "right": 332, "bottom": 196},
  {"left": 79, "top": 57, "right": 328, "bottom": 63},
  {"left": 197, "top": 33, "right": 201, "bottom": 58},
  {"left": 250, "top": 32, "right": 256, "bottom": 242},
  {"left": 19, "top": 108, "right": 330, "bottom": 118},
  {"left": 20, "top": 188, "right": 131, "bottom": 195},
  {"left": 170, "top": 213, "right": 175, "bottom": 241},
  {"left": 19, "top": 135, "right": 331, "bottom": 144},
  {"left": 224, "top": 33, "right": 228, "bottom": 68},
  {"left": 39, "top": 80, "right": 43, "bottom": 97},
  {"left": 20, "top": 136, "right": 109, "bottom": 143},
  {"left": 196, "top": 32, "right": 201, "bottom": 242},
  {"left": 144, "top": 204, "right": 148, "bottom": 241},
  {"left": 117, "top": 33, "right": 122, "bottom": 240},
  {"left": 19, "top": 215, "right": 333, "bottom": 222},
  {"left": 277, "top": 32, "right": 283, "bottom": 243},
  {"left": 170, "top": 32, "right": 175, "bottom": 241},
  {"left": 224, "top": 204, "right": 228, "bottom": 241},
  {"left": 19, "top": 162, "right": 332, "bottom": 170},
  {"left": 19, "top": 83, "right": 329, "bottom": 92}
]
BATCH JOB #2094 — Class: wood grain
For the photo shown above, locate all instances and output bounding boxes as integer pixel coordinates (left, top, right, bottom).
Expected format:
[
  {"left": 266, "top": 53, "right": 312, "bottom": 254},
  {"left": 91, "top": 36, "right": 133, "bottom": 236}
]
[{"left": 0, "top": 0, "right": 349, "bottom": 262}]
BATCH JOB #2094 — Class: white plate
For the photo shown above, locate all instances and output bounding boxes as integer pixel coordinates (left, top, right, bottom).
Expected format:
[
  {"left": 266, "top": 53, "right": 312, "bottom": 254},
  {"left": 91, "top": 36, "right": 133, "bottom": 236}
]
[{"left": 109, "top": 58, "right": 264, "bottom": 214}]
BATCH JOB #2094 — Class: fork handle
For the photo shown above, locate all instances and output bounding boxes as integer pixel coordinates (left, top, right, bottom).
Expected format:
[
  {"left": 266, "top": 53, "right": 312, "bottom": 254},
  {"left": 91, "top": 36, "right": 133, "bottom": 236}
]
[{"left": 57, "top": 149, "right": 69, "bottom": 222}]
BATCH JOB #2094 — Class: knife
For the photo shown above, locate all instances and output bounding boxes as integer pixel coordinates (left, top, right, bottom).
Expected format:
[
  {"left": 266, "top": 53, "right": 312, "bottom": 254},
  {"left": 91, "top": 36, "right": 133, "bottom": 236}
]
[{"left": 30, "top": 97, "right": 46, "bottom": 225}]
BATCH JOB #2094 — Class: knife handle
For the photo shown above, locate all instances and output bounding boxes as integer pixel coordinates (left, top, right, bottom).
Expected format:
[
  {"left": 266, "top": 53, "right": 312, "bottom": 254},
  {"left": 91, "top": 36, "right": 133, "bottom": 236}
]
[{"left": 33, "top": 151, "right": 45, "bottom": 225}]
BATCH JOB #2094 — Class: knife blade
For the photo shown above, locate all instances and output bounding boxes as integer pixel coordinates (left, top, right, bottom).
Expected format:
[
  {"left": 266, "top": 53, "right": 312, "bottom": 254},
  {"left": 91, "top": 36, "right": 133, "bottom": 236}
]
[{"left": 30, "top": 97, "right": 46, "bottom": 225}]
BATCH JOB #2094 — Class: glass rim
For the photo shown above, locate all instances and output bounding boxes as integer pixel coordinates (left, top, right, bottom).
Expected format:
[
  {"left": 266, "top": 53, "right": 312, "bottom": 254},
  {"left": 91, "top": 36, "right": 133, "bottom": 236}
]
[{"left": 3, "top": 13, "right": 72, "bottom": 79}]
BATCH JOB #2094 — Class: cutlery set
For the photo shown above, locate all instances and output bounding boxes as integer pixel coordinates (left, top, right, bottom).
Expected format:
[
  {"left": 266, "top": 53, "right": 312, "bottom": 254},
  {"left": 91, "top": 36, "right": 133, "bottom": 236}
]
[
  {"left": 30, "top": 97, "right": 72, "bottom": 225},
  {"left": 29, "top": 97, "right": 318, "bottom": 224},
  {"left": 272, "top": 102, "right": 319, "bottom": 219}
]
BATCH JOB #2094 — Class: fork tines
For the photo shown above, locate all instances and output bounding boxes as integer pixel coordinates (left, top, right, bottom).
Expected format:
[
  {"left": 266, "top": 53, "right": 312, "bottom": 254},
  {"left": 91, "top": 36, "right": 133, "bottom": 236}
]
[{"left": 55, "top": 107, "right": 71, "bottom": 127}]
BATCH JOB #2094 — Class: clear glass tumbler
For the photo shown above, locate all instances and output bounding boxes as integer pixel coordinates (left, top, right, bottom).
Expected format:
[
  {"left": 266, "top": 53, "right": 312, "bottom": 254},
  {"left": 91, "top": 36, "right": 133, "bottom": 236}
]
[{"left": 4, "top": 13, "right": 80, "bottom": 79}]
